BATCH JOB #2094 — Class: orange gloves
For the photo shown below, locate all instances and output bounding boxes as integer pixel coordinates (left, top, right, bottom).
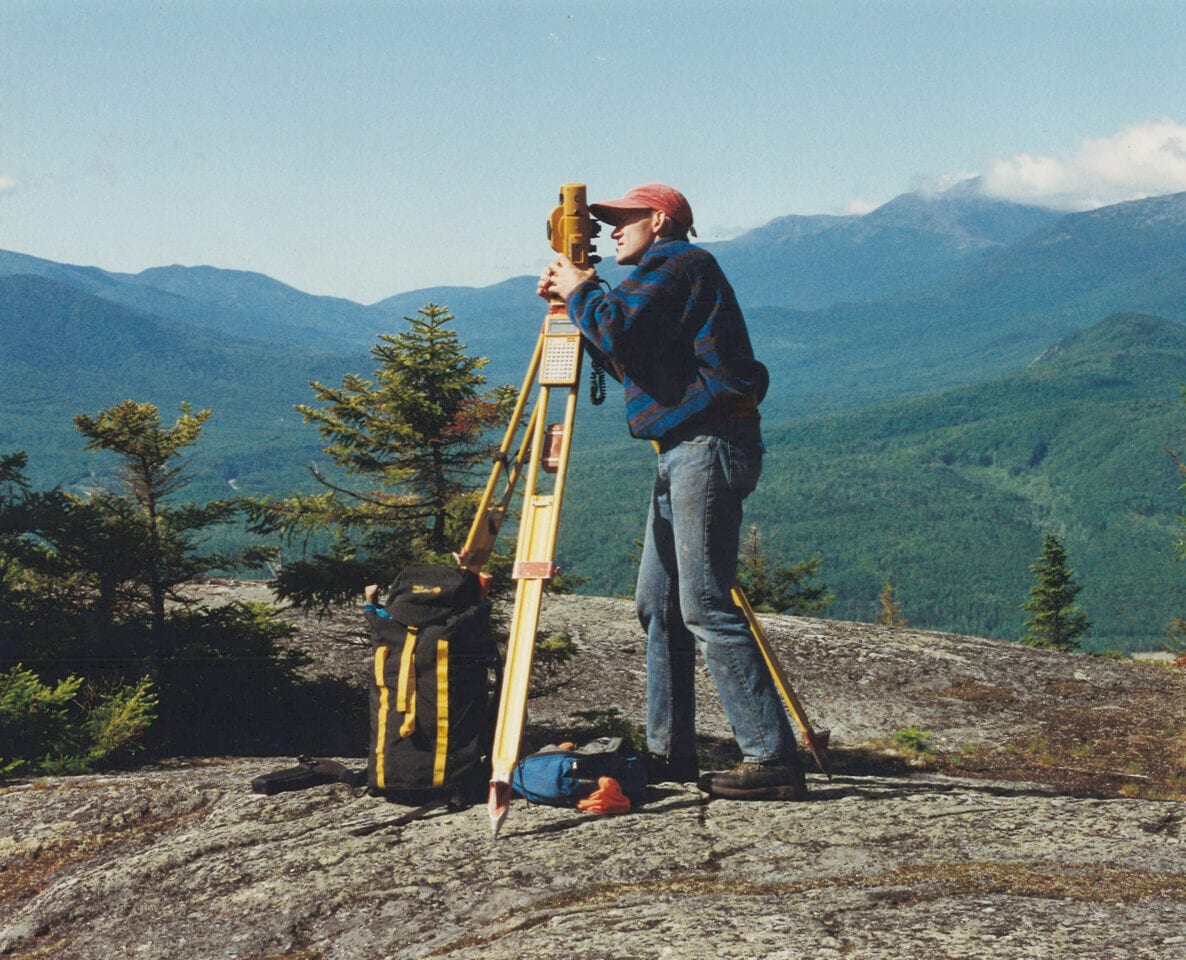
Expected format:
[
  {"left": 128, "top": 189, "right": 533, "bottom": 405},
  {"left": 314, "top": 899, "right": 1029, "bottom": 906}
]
[{"left": 576, "top": 776, "right": 631, "bottom": 815}]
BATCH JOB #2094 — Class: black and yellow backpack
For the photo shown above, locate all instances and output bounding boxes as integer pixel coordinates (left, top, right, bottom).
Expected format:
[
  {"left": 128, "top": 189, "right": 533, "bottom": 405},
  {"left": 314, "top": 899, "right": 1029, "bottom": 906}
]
[{"left": 363, "top": 565, "right": 500, "bottom": 804}]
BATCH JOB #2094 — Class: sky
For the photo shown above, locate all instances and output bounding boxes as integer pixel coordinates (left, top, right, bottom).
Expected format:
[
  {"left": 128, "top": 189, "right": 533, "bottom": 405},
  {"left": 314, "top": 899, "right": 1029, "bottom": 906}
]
[{"left": 3, "top": 0, "right": 1186, "bottom": 305}]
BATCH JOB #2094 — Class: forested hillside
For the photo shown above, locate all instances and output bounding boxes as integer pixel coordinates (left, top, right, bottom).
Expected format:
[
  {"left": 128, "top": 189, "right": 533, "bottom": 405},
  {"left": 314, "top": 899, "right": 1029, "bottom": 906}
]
[
  {"left": 2, "top": 183, "right": 1184, "bottom": 651},
  {"left": 545, "top": 313, "right": 1186, "bottom": 653},
  {"left": 0, "top": 274, "right": 354, "bottom": 498},
  {"left": 733, "top": 315, "right": 1184, "bottom": 652}
]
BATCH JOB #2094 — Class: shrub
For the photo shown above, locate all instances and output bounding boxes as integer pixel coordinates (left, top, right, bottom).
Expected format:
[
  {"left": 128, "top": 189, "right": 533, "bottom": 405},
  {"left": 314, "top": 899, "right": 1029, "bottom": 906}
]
[
  {"left": 532, "top": 631, "right": 577, "bottom": 681},
  {"left": 892, "top": 726, "right": 935, "bottom": 754},
  {"left": 0, "top": 664, "right": 157, "bottom": 777}
]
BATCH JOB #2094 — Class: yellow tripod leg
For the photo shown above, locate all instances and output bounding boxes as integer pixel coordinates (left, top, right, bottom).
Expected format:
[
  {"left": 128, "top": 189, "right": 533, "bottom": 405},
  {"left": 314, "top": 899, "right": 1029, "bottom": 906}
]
[
  {"left": 732, "top": 585, "right": 831, "bottom": 778},
  {"left": 458, "top": 335, "right": 544, "bottom": 574},
  {"left": 478, "top": 184, "right": 601, "bottom": 836},
  {"left": 487, "top": 542, "right": 547, "bottom": 835},
  {"left": 487, "top": 362, "right": 582, "bottom": 837}
]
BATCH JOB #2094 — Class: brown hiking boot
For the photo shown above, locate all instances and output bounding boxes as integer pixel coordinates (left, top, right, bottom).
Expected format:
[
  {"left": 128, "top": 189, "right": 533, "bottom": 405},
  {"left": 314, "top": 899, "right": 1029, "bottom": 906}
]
[{"left": 699, "top": 757, "right": 809, "bottom": 801}]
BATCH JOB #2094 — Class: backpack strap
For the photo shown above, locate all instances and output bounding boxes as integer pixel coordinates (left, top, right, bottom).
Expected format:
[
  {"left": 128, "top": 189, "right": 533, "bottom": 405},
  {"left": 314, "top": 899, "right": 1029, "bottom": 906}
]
[
  {"left": 432, "top": 636, "right": 449, "bottom": 786},
  {"left": 373, "top": 645, "right": 392, "bottom": 791},
  {"left": 397, "top": 626, "right": 418, "bottom": 737},
  {"left": 250, "top": 757, "right": 366, "bottom": 795}
]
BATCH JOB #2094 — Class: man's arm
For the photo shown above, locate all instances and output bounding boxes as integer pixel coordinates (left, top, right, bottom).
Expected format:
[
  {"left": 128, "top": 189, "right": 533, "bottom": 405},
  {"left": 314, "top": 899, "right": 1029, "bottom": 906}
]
[{"left": 564, "top": 248, "right": 687, "bottom": 367}]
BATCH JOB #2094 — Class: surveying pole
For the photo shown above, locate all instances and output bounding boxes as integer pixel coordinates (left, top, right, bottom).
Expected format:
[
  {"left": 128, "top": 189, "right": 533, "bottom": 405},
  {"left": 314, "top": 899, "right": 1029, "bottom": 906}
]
[{"left": 460, "top": 184, "right": 828, "bottom": 839}]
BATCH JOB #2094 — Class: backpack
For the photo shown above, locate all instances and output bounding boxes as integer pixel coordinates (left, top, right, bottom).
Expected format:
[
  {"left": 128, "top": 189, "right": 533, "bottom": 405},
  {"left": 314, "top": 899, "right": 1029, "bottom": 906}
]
[
  {"left": 363, "top": 565, "right": 500, "bottom": 804},
  {"left": 511, "top": 737, "right": 647, "bottom": 807}
]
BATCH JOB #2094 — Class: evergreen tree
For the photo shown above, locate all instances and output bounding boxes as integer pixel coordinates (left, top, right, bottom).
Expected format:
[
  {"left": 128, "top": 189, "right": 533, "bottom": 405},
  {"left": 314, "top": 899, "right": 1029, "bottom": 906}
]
[
  {"left": 1021, "top": 533, "right": 1091, "bottom": 650},
  {"left": 250, "top": 304, "right": 516, "bottom": 609},
  {"left": 73, "top": 401, "right": 267, "bottom": 655},
  {"left": 0, "top": 453, "right": 65, "bottom": 648},
  {"left": 0, "top": 453, "right": 34, "bottom": 603},
  {"left": 877, "top": 576, "right": 908, "bottom": 627},
  {"left": 1, "top": 466, "right": 147, "bottom": 657},
  {"left": 736, "top": 525, "right": 834, "bottom": 615},
  {"left": 1, "top": 407, "right": 309, "bottom": 763}
]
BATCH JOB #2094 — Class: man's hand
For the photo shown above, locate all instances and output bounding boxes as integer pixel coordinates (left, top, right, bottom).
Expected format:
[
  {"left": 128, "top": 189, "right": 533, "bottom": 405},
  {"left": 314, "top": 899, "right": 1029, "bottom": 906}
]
[{"left": 537, "top": 253, "right": 596, "bottom": 302}]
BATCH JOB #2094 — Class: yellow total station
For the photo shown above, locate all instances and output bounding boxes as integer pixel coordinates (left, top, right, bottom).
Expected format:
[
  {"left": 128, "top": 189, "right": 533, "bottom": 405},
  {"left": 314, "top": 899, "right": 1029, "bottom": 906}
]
[{"left": 547, "top": 183, "right": 600, "bottom": 271}]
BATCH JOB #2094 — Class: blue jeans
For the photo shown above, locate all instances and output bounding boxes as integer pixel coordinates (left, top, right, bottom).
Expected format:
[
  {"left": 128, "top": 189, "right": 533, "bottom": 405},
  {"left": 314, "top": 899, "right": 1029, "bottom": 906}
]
[{"left": 635, "top": 433, "right": 796, "bottom": 764}]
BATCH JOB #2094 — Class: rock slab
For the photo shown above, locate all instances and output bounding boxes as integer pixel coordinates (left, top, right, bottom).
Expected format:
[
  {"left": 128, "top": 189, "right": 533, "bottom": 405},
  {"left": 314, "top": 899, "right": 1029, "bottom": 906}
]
[{"left": 3, "top": 591, "right": 1185, "bottom": 959}]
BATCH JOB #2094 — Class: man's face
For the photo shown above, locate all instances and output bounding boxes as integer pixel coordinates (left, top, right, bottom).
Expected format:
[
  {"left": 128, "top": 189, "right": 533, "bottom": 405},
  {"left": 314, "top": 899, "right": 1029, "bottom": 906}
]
[{"left": 610, "top": 209, "right": 660, "bottom": 265}]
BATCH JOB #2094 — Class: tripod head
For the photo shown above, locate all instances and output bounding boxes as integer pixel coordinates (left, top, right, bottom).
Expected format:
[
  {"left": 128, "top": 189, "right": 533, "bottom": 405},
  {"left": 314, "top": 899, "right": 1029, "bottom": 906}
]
[{"left": 547, "top": 183, "right": 600, "bottom": 270}]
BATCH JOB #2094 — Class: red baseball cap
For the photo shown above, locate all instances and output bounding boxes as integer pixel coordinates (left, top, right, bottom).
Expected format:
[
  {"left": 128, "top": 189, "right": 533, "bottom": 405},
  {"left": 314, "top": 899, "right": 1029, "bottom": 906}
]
[{"left": 589, "top": 183, "right": 697, "bottom": 237}]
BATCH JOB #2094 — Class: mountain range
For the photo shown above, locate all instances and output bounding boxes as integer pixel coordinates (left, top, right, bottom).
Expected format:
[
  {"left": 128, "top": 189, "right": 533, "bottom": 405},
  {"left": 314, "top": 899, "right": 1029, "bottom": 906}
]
[{"left": 2, "top": 180, "right": 1184, "bottom": 650}]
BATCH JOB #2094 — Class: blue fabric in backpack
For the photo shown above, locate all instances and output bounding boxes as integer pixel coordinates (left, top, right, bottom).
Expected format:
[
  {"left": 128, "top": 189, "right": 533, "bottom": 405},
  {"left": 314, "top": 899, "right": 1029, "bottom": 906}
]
[{"left": 511, "top": 737, "right": 647, "bottom": 806}]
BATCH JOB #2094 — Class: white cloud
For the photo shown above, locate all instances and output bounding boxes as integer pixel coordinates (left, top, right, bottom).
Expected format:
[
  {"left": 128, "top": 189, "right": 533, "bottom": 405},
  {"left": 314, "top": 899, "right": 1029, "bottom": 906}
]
[
  {"left": 0, "top": 174, "right": 16, "bottom": 195},
  {"left": 981, "top": 120, "right": 1186, "bottom": 210}
]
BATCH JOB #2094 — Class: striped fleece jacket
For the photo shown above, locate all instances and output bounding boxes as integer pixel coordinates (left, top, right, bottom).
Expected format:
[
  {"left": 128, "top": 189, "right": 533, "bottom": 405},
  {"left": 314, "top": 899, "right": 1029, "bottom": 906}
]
[{"left": 565, "top": 236, "right": 769, "bottom": 441}]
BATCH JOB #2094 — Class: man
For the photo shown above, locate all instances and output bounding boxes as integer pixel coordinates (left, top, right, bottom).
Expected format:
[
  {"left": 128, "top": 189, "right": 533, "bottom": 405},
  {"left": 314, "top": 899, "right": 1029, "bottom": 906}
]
[{"left": 537, "top": 183, "right": 807, "bottom": 800}]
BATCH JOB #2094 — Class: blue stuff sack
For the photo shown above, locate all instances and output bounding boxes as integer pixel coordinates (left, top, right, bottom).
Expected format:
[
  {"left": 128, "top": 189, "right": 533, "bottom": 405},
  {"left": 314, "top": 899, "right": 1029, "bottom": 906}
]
[{"left": 511, "top": 737, "right": 647, "bottom": 806}]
